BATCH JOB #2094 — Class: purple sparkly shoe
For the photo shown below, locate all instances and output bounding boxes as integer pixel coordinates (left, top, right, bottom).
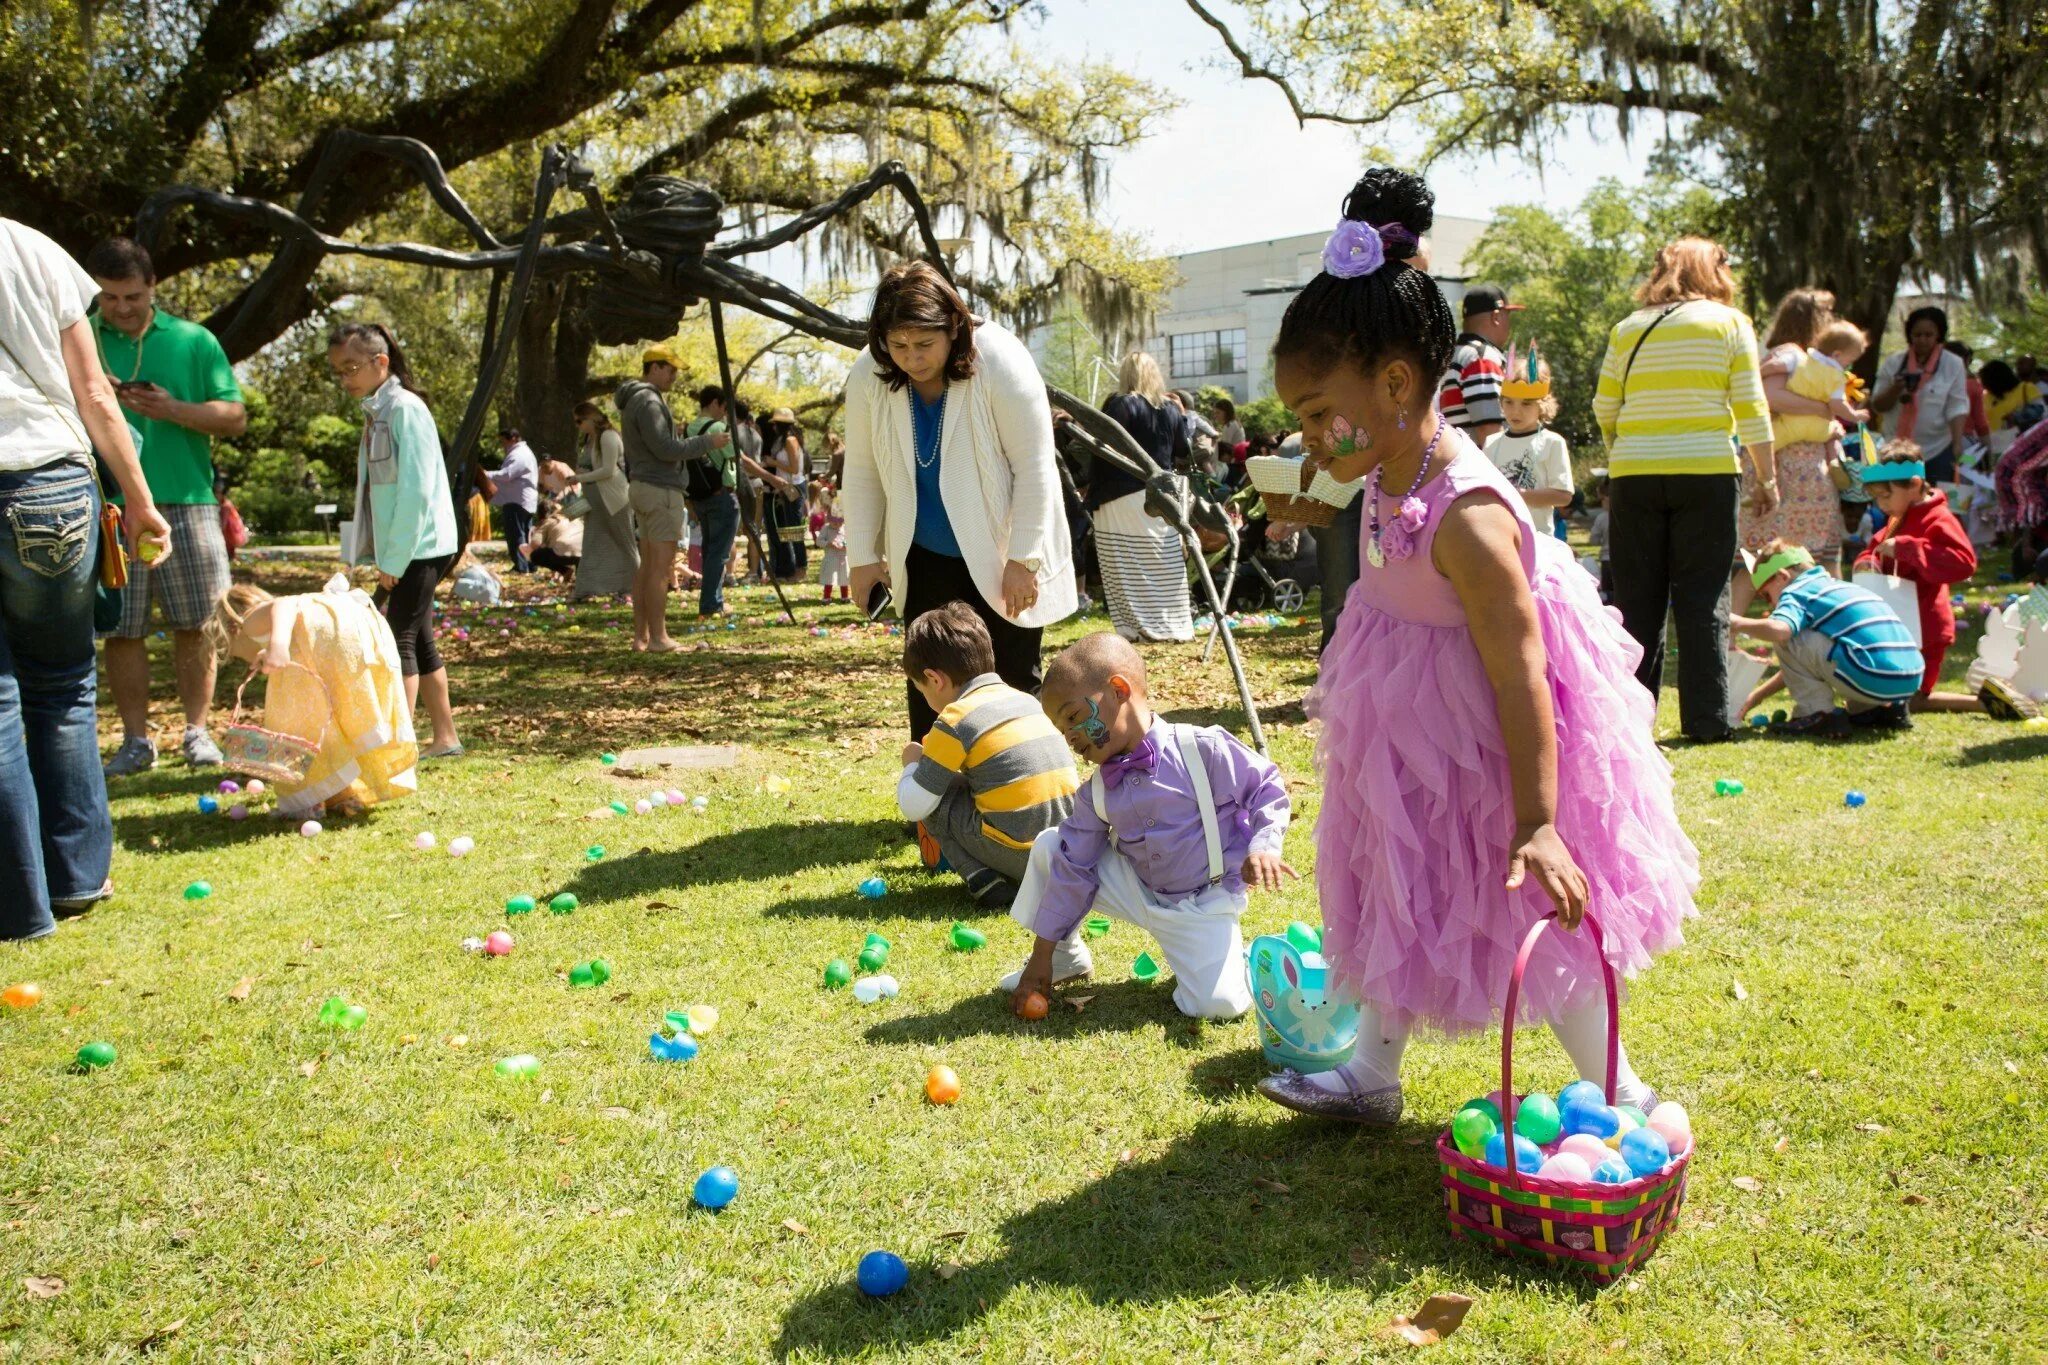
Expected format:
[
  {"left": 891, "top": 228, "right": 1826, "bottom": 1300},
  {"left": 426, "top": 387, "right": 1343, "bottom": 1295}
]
[{"left": 1255, "top": 1070, "right": 1404, "bottom": 1126}]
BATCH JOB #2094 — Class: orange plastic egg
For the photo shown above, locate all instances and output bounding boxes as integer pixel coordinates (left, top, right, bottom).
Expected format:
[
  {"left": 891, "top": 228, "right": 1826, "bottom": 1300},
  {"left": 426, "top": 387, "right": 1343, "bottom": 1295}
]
[
  {"left": 925, "top": 1064, "right": 962, "bottom": 1105},
  {"left": 2, "top": 982, "right": 42, "bottom": 1010},
  {"left": 1018, "top": 991, "right": 1050, "bottom": 1021}
]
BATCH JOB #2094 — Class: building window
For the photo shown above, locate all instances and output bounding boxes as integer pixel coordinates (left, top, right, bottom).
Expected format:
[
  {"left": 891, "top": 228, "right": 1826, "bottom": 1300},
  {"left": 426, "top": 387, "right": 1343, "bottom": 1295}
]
[{"left": 1168, "top": 328, "right": 1246, "bottom": 380}]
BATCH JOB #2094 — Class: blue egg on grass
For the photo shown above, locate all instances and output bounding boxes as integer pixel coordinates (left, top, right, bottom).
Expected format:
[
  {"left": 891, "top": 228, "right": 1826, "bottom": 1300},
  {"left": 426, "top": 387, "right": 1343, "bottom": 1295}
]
[
  {"left": 197, "top": 795, "right": 219, "bottom": 815},
  {"left": 1593, "top": 1157, "right": 1634, "bottom": 1185},
  {"left": 1558, "top": 1079, "right": 1605, "bottom": 1111},
  {"left": 692, "top": 1165, "right": 739, "bottom": 1210},
  {"left": 1619, "top": 1126, "right": 1672, "bottom": 1177},
  {"left": 1561, "top": 1098, "right": 1622, "bottom": 1139},
  {"left": 857, "top": 1249, "right": 909, "bottom": 1297},
  {"left": 1484, "top": 1131, "right": 1544, "bottom": 1174},
  {"left": 1845, "top": 790, "right": 1867, "bottom": 809}
]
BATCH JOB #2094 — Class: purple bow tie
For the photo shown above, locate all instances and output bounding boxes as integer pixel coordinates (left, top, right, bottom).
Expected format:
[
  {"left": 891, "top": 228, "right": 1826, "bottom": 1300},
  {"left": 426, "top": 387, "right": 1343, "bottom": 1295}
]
[{"left": 1099, "top": 732, "right": 1159, "bottom": 789}]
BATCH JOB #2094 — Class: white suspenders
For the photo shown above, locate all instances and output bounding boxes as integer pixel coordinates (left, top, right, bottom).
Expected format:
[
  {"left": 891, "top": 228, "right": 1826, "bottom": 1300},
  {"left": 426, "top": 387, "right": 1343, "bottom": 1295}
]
[{"left": 1089, "top": 723, "right": 1226, "bottom": 885}]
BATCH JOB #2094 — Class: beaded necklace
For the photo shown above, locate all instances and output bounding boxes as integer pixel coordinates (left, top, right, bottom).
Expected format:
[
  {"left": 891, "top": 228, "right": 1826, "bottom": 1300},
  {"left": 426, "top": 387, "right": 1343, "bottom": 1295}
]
[
  {"left": 1365, "top": 418, "right": 1447, "bottom": 568},
  {"left": 913, "top": 388, "right": 947, "bottom": 470}
]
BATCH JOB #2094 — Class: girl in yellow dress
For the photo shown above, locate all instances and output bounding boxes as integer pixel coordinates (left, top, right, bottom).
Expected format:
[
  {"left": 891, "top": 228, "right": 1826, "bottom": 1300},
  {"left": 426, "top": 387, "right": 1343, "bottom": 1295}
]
[{"left": 207, "top": 579, "right": 418, "bottom": 819}]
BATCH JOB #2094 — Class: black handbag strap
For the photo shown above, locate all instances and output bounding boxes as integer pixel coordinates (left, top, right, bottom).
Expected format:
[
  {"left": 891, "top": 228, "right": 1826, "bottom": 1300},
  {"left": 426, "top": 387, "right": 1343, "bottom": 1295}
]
[{"left": 1621, "top": 302, "right": 1686, "bottom": 389}]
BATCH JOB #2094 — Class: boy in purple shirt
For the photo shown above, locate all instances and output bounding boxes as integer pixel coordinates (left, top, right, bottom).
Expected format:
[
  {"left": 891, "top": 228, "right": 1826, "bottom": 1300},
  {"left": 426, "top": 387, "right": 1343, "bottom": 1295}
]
[{"left": 1003, "top": 633, "right": 1293, "bottom": 1020}]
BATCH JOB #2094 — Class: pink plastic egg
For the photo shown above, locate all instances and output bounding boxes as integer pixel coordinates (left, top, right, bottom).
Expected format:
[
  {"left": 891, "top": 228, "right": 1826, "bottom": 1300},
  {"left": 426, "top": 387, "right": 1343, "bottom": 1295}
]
[
  {"left": 246, "top": 779, "right": 265, "bottom": 795},
  {"left": 1558, "top": 1134, "right": 1613, "bottom": 1168},
  {"left": 227, "top": 804, "right": 249, "bottom": 821},
  {"left": 484, "top": 930, "right": 515, "bottom": 957},
  {"left": 299, "top": 819, "right": 322, "bottom": 838},
  {"left": 1536, "top": 1152, "right": 1593, "bottom": 1183},
  {"left": 635, "top": 799, "right": 653, "bottom": 815}
]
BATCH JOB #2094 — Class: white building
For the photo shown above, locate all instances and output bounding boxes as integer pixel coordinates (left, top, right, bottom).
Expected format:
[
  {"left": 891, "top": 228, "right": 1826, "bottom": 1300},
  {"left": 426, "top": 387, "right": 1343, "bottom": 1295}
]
[{"left": 1105, "top": 214, "right": 1492, "bottom": 403}]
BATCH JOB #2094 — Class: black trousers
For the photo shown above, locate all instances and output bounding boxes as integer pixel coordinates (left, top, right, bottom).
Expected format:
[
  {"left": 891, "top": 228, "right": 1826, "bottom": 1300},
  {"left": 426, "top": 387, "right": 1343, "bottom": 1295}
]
[
  {"left": 1315, "top": 496, "right": 1363, "bottom": 655},
  {"left": 902, "top": 543, "right": 1043, "bottom": 740},
  {"left": 375, "top": 552, "right": 456, "bottom": 678},
  {"left": 1609, "top": 473, "right": 1739, "bottom": 739},
  {"left": 528, "top": 546, "right": 578, "bottom": 578}
]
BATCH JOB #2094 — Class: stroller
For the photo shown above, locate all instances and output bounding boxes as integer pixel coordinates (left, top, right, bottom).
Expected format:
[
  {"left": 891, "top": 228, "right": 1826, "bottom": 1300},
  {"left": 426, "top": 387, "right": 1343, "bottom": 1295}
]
[{"left": 1192, "top": 479, "right": 1308, "bottom": 614}]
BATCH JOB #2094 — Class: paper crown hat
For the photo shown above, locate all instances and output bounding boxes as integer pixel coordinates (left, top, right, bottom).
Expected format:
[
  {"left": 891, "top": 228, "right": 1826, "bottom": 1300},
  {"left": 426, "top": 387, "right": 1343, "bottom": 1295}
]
[{"left": 1500, "top": 342, "right": 1550, "bottom": 401}]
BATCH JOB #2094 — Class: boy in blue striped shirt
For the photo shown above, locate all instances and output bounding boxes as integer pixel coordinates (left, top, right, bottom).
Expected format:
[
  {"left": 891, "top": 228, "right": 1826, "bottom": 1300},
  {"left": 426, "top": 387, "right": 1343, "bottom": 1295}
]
[{"left": 1731, "top": 539, "right": 1923, "bottom": 738}]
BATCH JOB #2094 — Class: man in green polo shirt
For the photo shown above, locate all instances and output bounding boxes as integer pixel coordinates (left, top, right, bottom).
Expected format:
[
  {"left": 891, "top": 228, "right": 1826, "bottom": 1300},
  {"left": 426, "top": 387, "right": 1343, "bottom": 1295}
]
[{"left": 86, "top": 238, "right": 247, "bottom": 776}]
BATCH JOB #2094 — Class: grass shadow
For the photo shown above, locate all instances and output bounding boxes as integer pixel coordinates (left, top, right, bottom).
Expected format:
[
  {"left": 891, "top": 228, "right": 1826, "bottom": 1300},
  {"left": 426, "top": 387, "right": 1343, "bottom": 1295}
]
[
  {"left": 549, "top": 818, "right": 909, "bottom": 901},
  {"left": 764, "top": 878, "right": 972, "bottom": 922},
  {"left": 1952, "top": 732, "right": 2048, "bottom": 766},
  {"left": 772, "top": 1111, "right": 1556, "bottom": 1358},
  {"left": 861, "top": 978, "right": 1227, "bottom": 1046}
]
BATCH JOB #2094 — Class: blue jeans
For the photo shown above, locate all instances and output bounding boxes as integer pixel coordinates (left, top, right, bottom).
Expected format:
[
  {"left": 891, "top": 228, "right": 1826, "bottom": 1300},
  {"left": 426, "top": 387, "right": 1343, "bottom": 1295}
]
[
  {"left": 0, "top": 460, "right": 112, "bottom": 939},
  {"left": 501, "top": 504, "right": 533, "bottom": 573},
  {"left": 692, "top": 491, "right": 740, "bottom": 615}
]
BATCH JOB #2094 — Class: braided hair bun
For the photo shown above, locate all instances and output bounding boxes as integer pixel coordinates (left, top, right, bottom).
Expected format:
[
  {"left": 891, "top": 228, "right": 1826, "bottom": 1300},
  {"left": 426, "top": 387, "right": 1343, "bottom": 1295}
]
[{"left": 1274, "top": 167, "right": 1457, "bottom": 386}]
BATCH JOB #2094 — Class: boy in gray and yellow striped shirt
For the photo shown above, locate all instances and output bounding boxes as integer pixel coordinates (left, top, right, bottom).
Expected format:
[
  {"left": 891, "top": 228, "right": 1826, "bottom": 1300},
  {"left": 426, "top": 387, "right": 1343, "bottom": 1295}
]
[{"left": 897, "top": 603, "right": 1078, "bottom": 906}]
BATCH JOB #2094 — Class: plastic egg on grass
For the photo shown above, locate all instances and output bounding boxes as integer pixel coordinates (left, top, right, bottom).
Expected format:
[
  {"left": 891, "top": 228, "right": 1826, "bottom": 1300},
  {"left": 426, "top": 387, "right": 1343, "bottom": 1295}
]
[
  {"left": 76, "top": 1041, "right": 118, "bottom": 1070},
  {"left": 683, "top": 1004, "right": 719, "bottom": 1036},
  {"left": 183, "top": 881, "right": 212, "bottom": 901},
  {"left": 247, "top": 780, "right": 265, "bottom": 795},
  {"left": 227, "top": 804, "right": 249, "bottom": 821},
  {"left": 448, "top": 836, "right": 475, "bottom": 857},
  {"left": 925, "top": 1065, "right": 962, "bottom": 1105},
  {"left": 197, "top": 795, "right": 219, "bottom": 815},
  {"left": 635, "top": 799, "right": 653, "bottom": 815},
  {"left": 1537, "top": 1152, "right": 1593, "bottom": 1183},
  {"left": 649, "top": 791, "right": 670, "bottom": 808},
  {"left": 666, "top": 788, "right": 685, "bottom": 806},
  {"left": 414, "top": 831, "right": 437, "bottom": 851},
  {"left": 1017, "top": 991, "right": 1050, "bottom": 1021},
  {"left": 299, "top": 819, "right": 323, "bottom": 838},
  {"left": 857, "top": 1251, "right": 909, "bottom": 1297},
  {"left": 693, "top": 1165, "right": 739, "bottom": 1210},
  {"left": 822, "top": 959, "right": 853, "bottom": 990},
  {"left": 649, "top": 1030, "right": 699, "bottom": 1062},
  {"left": 3, "top": 982, "right": 44, "bottom": 1010},
  {"left": 218, "top": 779, "right": 241, "bottom": 795},
  {"left": 484, "top": 931, "right": 515, "bottom": 957}
]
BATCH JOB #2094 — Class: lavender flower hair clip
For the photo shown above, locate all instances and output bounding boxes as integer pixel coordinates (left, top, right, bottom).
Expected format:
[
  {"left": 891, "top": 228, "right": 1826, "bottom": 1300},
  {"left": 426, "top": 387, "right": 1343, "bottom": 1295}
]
[{"left": 1322, "top": 220, "right": 1421, "bottom": 280}]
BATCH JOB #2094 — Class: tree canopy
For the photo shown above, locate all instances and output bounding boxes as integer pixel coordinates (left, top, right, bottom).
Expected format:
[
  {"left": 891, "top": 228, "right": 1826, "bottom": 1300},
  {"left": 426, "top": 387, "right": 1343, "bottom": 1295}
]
[{"left": 1182, "top": 0, "right": 2047, "bottom": 340}]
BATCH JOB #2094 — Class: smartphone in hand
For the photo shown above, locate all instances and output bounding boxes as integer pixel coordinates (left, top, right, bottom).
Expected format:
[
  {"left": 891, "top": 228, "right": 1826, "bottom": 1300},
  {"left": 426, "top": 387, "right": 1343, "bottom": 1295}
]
[{"left": 865, "top": 582, "right": 894, "bottom": 621}]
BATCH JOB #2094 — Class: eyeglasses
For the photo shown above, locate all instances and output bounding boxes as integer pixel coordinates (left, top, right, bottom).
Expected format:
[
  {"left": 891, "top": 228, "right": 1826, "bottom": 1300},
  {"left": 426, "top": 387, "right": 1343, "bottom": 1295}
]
[{"left": 330, "top": 359, "right": 369, "bottom": 381}]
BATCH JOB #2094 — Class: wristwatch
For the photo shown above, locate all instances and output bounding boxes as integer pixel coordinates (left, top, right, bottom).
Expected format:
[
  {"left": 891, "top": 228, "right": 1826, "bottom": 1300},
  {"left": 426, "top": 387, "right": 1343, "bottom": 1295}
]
[{"left": 1020, "top": 557, "right": 1042, "bottom": 574}]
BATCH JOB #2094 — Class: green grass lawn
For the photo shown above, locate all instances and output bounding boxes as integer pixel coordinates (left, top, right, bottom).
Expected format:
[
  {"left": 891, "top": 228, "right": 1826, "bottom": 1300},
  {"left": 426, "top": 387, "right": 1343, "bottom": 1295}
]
[{"left": 3, "top": 559, "right": 2046, "bottom": 1362}]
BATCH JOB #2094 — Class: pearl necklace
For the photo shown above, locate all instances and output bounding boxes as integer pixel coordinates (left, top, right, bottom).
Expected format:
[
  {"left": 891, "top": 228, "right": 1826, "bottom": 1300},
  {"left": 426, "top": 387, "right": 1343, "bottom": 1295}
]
[{"left": 913, "top": 388, "right": 947, "bottom": 470}]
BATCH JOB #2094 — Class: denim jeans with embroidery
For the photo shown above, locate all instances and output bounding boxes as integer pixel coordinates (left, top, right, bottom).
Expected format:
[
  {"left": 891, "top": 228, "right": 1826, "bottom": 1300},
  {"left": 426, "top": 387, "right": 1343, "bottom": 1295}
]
[{"left": 1, "top": 458, "right": 112, "bottom": 939}]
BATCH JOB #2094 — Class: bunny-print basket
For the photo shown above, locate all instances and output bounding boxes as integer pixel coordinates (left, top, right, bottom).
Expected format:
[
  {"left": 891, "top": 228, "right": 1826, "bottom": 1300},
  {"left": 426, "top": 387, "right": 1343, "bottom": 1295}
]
[{"left": 220, "top": 663, "right": 332, "bottom": 785}]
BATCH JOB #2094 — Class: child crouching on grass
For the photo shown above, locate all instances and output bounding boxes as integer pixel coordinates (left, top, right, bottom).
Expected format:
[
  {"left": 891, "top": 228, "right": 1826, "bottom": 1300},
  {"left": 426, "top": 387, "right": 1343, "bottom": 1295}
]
[
  {"left": 1001, "top": 633, "right": 1292, "bottom": 1021},
  {"left": 206, "top": 579, "right": 419, "bottom": 819},
  {"left": 897, "top": 603, "right": 1078, "bottom": 907},
  {"left": 1731, "top": 538, "right": 1923, "bottom": 738}
]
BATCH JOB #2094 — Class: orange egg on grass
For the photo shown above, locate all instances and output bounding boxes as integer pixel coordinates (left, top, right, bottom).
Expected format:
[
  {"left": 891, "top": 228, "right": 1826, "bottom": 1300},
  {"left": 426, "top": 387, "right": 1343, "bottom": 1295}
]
[
  {"left": 1017, "top": 991, "right": 1050, "bottom": 1021},
  {"left": 2, "top": 982, "right": 42, "bottom": 1010},
  {"left": 925, "top": 1065, "right": 962, "bottom": 1105}
]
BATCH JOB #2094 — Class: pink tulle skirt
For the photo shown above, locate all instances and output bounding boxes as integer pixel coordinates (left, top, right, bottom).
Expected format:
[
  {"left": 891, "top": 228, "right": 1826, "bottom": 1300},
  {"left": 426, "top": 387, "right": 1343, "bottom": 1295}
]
[{"left": 1307, "top": 547, "right": 1699, "bottom": 1033}]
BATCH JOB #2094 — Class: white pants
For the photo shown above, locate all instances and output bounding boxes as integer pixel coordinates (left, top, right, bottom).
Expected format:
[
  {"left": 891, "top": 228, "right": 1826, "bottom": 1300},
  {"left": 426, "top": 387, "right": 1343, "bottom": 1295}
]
[{"left": 1011, "top": 826, "right": 1251, "bottom": 1019}]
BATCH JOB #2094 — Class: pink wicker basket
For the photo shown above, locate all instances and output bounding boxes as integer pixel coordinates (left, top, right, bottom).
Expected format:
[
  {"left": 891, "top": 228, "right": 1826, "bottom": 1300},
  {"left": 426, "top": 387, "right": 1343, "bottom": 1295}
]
[
  {"left": 1436, "top": 912, "right": 1692, "bottom": 1282},
  {"left": 220, "top": 663, "right": 331, "bottom": 785}
]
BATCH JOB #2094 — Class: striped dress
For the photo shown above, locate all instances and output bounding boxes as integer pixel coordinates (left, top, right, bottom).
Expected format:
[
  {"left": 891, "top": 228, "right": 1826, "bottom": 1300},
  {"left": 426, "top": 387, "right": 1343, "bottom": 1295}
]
[
  {"left": 1592, "top": 299, "right": 1774, "bottom": 476},
  {"left": 1095, "top": 393, "right": 1193, "bottom": 642}
]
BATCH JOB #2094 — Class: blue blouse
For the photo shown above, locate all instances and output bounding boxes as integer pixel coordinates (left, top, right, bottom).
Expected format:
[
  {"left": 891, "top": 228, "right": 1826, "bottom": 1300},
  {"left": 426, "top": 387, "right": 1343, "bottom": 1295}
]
[{"left": 910, "top": 386, "right": 961, "bottom": 557}]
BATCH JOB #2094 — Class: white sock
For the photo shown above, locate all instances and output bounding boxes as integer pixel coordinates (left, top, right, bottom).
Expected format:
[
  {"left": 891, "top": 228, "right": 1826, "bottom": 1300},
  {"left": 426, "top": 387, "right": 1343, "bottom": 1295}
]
[
  {"left": 1304, "top": 1004, "right": 1410, "bottom": 1093},
  {"left": 1548, "top": 997, "right": 1656, "bottom": 1111}
]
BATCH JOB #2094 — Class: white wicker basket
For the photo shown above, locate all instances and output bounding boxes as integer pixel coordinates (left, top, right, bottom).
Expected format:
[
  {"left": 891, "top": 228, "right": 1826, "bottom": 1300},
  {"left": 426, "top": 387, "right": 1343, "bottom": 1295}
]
[{"left": 1246, "top": 456, "right": 1363, "bottom": 526}]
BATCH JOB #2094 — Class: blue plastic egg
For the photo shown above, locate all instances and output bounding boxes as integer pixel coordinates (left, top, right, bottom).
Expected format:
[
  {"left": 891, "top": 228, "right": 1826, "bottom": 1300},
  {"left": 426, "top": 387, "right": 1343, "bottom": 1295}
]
[
  {"left": 857, "top": 1249, "right": 909, "bottom": 1296},
  {"left": 1558, "top": 1080, "right": 1606, "bottom": 1111},
  {"left": 1619, "top": 1126, "right": 1672, "bottom": 1177},
  {"left": 1561, "top": 1098, "right": 1622, "bottom": 1138},
  {"left": 649, "top": 1031, "right": 699, "bottom": 1062},
  {"left": 1484, "top": 1131, "right": 1544, "bottom": 1174},
  {"left": 692, "top": 1165, "right": 739, "bottom": 1209},
  {"left": 1593, "top": 1157, "right": 1634, "bottom": 1184},
  {"left": 857, "top": 877, "right": 887, "bottom": 900},
  {"left": 197, "top": 795, "right": 219, "bottom": 815},
  {"left": 1845, "top": 790, "right": 1867, "bottom": 809}
]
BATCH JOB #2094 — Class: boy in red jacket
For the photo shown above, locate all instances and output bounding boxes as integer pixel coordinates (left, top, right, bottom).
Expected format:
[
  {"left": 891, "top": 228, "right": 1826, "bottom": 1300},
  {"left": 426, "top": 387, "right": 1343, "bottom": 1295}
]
[{"left": 1854, "top": 443, "right": 1979, "bottom": 711}]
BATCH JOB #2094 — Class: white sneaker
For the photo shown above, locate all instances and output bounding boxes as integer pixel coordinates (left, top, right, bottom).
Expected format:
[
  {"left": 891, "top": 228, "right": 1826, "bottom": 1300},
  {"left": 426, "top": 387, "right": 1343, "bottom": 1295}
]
[{"left": 998, "top": 935, "right": 1094, "bottom": 991}]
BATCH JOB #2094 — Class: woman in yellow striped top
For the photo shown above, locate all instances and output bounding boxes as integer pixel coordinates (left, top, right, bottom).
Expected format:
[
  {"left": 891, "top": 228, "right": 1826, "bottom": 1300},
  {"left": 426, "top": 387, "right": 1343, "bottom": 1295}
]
[{"left": 1592, "top": 237, "right": 1778, "bottom": 741}]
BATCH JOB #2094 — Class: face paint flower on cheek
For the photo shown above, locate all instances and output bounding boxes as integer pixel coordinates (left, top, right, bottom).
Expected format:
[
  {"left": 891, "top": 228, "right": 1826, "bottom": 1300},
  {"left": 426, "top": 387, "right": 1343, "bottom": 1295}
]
[{"left": 1328, "top": 415, "right": 1366, "bottom": 458}]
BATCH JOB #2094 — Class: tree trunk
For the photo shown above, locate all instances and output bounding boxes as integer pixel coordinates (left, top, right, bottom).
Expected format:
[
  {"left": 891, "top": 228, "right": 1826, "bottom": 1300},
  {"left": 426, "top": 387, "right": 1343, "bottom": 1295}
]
[{"left": 511, "top": 277, "right": 601, "bottom": 460}]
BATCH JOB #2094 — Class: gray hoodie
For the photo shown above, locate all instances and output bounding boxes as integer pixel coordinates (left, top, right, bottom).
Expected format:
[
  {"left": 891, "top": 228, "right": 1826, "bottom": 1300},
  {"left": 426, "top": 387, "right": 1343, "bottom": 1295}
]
[{"left": 614, "top": 380, "right": 723, "bottom": 493}]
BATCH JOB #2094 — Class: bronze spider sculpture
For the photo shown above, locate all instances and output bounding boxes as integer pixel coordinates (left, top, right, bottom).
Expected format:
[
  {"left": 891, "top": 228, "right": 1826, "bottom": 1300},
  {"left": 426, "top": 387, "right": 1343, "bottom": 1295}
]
[{"left": 139, "top": 134, "right": 1266, "bottom": 750}]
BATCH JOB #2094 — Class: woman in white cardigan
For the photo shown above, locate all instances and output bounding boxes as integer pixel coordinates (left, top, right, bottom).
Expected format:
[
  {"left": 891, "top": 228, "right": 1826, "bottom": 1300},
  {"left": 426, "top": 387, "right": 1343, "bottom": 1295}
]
[
  {"left": 843, "top": 262, "right": 1077, "bottom": 737},
  {"left": 571, "top": 401, "right": 639, "bottom": 599}
]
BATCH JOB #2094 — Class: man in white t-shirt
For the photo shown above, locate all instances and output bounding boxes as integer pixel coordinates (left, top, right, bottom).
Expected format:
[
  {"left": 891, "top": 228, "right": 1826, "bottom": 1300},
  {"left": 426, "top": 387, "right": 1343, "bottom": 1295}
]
[{"left": 1482, "top": 349, "right": 1574, "bottom": 534}]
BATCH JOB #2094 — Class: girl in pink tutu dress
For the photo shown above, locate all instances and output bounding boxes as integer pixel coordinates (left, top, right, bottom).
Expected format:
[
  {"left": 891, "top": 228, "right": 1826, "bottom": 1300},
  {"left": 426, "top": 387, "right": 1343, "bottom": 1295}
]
[{"left": 1256, "top": 169, "right": 1699, "bottom": 1125}]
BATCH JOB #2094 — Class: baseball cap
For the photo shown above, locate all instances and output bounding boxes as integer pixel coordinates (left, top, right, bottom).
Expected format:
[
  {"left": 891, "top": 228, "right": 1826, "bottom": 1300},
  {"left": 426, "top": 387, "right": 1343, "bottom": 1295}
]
[
  {"left": 1462, "top": 285, "right": 1525, "bottom": 317},
  {"left": 642, "top": 344, "right": 680, "bottom": 368}
]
